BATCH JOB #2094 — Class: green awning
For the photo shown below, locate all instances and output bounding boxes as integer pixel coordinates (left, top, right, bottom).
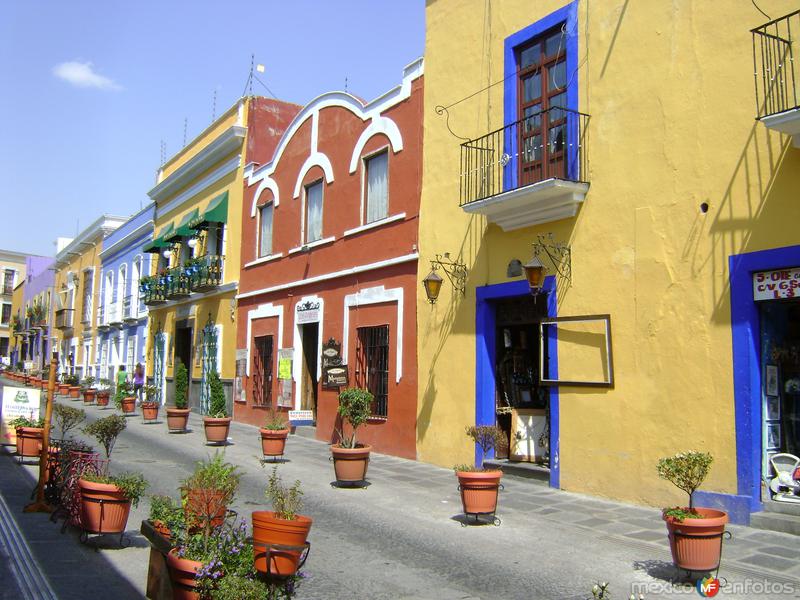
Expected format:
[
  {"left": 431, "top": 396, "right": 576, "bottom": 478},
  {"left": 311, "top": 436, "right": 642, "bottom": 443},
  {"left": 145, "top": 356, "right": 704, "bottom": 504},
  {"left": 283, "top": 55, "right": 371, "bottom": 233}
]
[
  {"left": 189, "top": 191, "right": 228, "bottom": 230},
  {"left": 143, "top": 223, "right": 175, "bottom": 253},
  {"left": 165, "top": 209, "right": 200, "bottom": 241}
]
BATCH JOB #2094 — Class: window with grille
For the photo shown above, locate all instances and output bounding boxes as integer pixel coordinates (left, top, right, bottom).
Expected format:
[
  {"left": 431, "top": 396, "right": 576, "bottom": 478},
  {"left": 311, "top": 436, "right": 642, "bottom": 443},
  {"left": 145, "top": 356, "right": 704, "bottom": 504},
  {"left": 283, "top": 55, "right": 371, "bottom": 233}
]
[
  {"left": 356, "top": 325, "right": 389, "bottom": 417},
  {"left": 252, "top": 335, "right": 274, "bottom": 407}
]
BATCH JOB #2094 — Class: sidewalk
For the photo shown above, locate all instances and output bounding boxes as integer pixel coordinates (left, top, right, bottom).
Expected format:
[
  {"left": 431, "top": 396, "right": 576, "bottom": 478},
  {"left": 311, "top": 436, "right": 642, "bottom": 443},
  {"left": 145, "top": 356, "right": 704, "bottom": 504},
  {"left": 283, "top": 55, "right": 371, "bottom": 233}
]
[{"left": 1, "top": 376, "right": 799, "bottom": 599}]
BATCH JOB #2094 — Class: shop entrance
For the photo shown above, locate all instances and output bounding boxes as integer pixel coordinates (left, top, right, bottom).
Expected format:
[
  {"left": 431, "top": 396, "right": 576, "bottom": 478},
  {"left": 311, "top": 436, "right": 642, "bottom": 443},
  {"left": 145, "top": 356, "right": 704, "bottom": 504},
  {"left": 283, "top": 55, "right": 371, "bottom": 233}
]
[
  {"left": 174, "top": 323, "right": 193, "bottom": 383},
  {"left": 299, "top": 322, "right": 319, "bottom": 419},
  {"left": 494, "top": 295, "right": 550, "bottom": 466}
]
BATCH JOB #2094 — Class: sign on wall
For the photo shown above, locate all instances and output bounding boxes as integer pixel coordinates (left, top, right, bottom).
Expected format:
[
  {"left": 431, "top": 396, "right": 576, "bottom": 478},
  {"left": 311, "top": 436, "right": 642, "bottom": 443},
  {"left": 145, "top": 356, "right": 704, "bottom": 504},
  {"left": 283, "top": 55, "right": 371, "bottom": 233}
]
[
  {"left": 296, "top": 300, "right": 320, "bottom": 324},
  {"left": 277, "top": 348, "right": 293, "bottom": 407},
  {"left": 321, "top": 338, "right": 348, "bottom": 389},
  {"left": 753, "top": 267, "right": 800, "bottom": 301},
  {"left": 1, "top": 386, "right": 41, "bottom": 446}
]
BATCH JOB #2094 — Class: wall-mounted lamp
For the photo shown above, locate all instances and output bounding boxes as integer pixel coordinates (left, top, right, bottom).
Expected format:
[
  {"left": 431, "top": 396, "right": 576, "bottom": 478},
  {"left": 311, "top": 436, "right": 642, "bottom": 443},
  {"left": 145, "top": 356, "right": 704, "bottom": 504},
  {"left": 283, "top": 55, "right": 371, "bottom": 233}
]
[
  {"left": 162, "top": 248, "right": 172, "bottom": 259},
  {"left": 187, "top": 237, "right": 198, "bottom": 249},
  {"left": 523, "top": 234, "right": 572, "bottom": 295},
  {"left": 422, "top": 252, "right": 467, "bottom": 304}
]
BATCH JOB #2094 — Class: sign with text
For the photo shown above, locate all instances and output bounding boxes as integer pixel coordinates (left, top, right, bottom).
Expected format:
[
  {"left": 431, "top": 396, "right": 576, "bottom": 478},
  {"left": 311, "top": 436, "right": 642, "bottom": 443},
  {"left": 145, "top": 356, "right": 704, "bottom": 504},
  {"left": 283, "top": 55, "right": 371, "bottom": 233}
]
[
  {"left": 277, "top": 349, "right": 293, "bottom": 407},
  {"left": 323, "top": 365, "right": 349, "bottom": 389},
  {"left": 296, "top": 300, "right": 320, "bottom": 324},
  {"left": 753, "top": 267, "right": 800, "bottom": 301},
  {"left": 288, "top": 410, "right": 314, "bottom": 422},
  {"left": 1, "top": 386, "right": 41, "bottom": 446},
  {"left": 321, "top": 338, "right": 346, "bottom": 389}
]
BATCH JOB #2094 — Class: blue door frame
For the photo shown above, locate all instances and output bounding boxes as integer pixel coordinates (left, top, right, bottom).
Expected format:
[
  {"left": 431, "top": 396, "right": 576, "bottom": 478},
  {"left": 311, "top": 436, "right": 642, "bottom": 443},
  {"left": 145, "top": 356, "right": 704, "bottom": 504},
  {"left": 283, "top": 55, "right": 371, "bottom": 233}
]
[{"left": 475, "top": 276, "right": 560, "bottom": 488}]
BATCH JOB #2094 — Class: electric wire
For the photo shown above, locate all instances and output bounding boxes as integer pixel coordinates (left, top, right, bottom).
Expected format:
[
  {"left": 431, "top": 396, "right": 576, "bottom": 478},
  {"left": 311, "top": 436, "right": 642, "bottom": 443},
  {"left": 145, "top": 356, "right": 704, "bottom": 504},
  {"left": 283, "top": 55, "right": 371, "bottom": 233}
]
[{"left": 751, "top": 0, "right": 770, "bottom": 21}]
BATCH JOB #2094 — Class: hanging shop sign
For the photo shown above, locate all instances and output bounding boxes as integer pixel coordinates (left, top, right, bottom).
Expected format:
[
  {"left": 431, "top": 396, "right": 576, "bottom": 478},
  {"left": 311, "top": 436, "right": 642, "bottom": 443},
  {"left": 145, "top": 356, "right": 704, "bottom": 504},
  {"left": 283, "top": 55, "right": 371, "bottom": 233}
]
[
  {"left": 296, "top": 300, "right": 321, "bottom": 324},
  {"left": 323, "top": 366, "right": 349, "bottom": 389},
  {"left": 753, "top": 267, "right": 800, "bottom": 301},
  {"left": 1, "top": 386, "right": 41, "bottom": 446},
  {"left": 321, "top": 338, "right": 348, "bottom": 388}
]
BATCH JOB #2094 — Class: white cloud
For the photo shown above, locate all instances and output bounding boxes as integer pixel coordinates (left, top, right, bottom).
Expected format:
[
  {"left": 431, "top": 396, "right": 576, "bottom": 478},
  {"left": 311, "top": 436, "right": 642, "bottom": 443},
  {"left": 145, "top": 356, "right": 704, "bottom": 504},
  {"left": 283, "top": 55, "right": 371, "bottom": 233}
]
[{"left": 52, "top": 61, "right": 122, "bottom": 91}]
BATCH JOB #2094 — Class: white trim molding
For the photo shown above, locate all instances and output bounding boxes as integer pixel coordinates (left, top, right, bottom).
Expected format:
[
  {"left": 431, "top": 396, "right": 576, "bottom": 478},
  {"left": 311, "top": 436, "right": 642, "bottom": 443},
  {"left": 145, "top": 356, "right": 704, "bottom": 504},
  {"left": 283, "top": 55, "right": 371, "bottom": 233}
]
[
  {"left": 343, "top": 213, "right": 405, "bottom": 238},
  {"left": 348, "top": 117, "right": 403, "bottom": 174},
  {"left": 245, "top": 303, "right": 284, "bottom": 376},
  {"left": 244, "top": 253, "right": 284, "bottom": 269},
  {"left": 288, "top": 236, "right": 335, "bottom": 255},
  {"left": 292, "top": 295, "right": 324, "bottom": 386},
  {"left": 342, "top": 286, "right": 403, "bottom": 383}
]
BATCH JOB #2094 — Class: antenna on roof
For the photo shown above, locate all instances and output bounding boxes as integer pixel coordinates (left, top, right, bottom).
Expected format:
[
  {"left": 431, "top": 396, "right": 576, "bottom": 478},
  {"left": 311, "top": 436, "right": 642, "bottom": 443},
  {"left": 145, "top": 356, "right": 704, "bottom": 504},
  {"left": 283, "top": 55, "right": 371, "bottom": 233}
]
[
  {"left": 242, "top": 53, "right": 255, "bottom": 98},
  {"left": 345, "top": 77, "right": 348, "bottom": 93},
  {"left": 183, "top": 118, "right": 188, "bottom": 147},
  {"left": 212, "top": 89, "right": 217, "bottom": 122},
  {"left": 160, "top": 140, "right": 166, "bottom": 165}
]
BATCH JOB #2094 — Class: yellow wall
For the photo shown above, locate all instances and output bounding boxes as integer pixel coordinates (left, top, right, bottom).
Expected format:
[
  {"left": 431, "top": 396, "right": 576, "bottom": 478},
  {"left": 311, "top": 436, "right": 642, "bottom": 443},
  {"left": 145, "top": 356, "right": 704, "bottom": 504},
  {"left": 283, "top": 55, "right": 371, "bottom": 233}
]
[
  {"left": 9, "top": 279, "right": 25, "bottom": 360},
  {"left": 419, "top": 0, "right": 800, "bottom": 509}
]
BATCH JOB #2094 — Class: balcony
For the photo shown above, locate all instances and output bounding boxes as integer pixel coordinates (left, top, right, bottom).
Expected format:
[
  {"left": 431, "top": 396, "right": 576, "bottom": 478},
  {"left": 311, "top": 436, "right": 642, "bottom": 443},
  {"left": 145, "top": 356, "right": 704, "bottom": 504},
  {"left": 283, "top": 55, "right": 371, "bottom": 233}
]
[
  {"left": 122, "top": 295, "right": 139, "bottom": 323},
  {"left": 459, "top": 106, "right": 589, "bottom": 231},
  {"left": 141, "top": 277, "right": 166, "bottom": 306},
  {"left": 108, "top": 302, "right": 124, "bottom": 328},
  {"left": 55, "top": 308, "right": 74, "bottom": 331},
  {"left": 189, "top": 254, "right": 224, "bottom": 293},
  {"left": 96, "top": 305, "right": 110, "bottom": 331},
  {"left": 164, "top": 267, "right": 191, "bottom": 300},
  {"left": 753, "top": 10, "right": 800, "bottom": 145}
]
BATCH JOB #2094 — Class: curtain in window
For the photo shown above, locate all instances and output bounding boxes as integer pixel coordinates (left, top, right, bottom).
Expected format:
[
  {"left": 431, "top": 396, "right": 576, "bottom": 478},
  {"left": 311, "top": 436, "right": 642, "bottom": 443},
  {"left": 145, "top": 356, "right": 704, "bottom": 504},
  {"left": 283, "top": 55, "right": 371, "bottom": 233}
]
[
  {"left": 306, "top": 183, "right": 323, "bottom": 242},
  {"left": 259, "top": 204, "right": 273, "bottom": 257},
  {"left": 366, "top": 152, "right": 388, "bottom": 223}
]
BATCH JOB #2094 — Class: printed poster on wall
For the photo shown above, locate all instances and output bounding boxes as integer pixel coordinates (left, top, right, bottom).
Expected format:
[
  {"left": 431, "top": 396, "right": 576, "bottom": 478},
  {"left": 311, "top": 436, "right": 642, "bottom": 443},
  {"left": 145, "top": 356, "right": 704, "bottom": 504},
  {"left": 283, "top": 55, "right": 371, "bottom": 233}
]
[
  {"left": 1, "top": 386, "right": 41, "bottom": 446},
  {"left": 277, "top": 349, "right": 293, "bottom": 407}
]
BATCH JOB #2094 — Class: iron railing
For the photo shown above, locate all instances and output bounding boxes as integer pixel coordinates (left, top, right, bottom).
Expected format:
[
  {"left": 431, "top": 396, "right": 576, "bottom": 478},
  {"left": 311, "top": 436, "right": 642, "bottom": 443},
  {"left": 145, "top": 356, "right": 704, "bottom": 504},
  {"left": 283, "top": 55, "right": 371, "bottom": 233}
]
[
  {"left": 460, "top": 106, "right": 589, "bottom": 206},
  {"left": 753, "top": 10, "right": 800, "bottom": 119},
  {"left": 122, "top": 295, "right": 134, "bottom": 320},
  {"left": 141, "top": 278, "right": 165, "bottom": 305},
  {"left": 189, "top": 255, "right": 224, "bottom": 292},
  {"left": 164, "top": 267, "right": 191, "bottom": 299}
]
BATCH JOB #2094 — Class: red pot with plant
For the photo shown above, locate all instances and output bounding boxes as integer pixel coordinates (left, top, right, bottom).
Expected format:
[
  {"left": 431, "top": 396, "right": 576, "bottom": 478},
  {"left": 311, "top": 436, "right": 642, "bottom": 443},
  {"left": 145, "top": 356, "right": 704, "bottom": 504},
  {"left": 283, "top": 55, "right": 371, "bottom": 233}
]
[
  {"left": 455, "top": 425, "right": 506, "bottom": 521},
  {"left": 181, "top": 453, "right": 240, "bottom": 534},
  {"left": 11, "top": 418, "right": 44, "bottom": 458},
  {"left": 69, "top": 386, "right": 81, "bottom": 398},
  {"left": 252, "top": 466, "right": 312, "bottom": 576},
  {"left": 166, "top": 549, "right": 202, "bottom": 600},
  {"left": 77, "top": 475, "right": 145, "bottom": 534},
  {"left": 260, "top": 408, "right": 290, "bottom": 458},
  {"left": 202, "top": 371, "right": 230, "bottom": 444},
  {"left": 331, "top": 388, "right": 373, "bottom": 485},
  {"left": 657, "top": 451, "right": 729, "bottom": 575},
  {"left": 167, "top": 361, "right": 190, "bottom": 432}
]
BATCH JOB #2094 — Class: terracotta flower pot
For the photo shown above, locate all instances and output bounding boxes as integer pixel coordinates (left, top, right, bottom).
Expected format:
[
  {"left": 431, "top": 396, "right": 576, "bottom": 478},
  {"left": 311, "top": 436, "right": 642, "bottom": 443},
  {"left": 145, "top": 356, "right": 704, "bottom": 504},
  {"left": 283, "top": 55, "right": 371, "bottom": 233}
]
[
  {"left": 77, "top": 478, "right": 132, "bottom": 534},
  {"left": 166, "top": 407, "right": 190, "bottom": 432},
  {"left": 15, "top": 427, "right": 44, "bottom": 458},
  {"left": 663, "top": 507, "right": 729, "bottom": 572},
  {"left": 259, "top": 428, "right": 290, "bottom": 457},
  {"left": 83, "top": 389, "right": 96, "bottom": 403},
  {"left": 96, "top": 392, "right": 110, "bottom": 407},
  {"left": 331, "top": 444, "right": 371, "bottom": 484},
  {"left": 456, "top": 470, "right": 503, "bottom": 516},
  {"left": 203, "top": 416, "right": 231, "bottom": 444},
  {"left": 184, "top": 488, "right": 228, "bottom": 532},
  {"left": 59, "top": 383, "right": 70, "bottom": 395},
  {"left": 120, "top": 396, "right": 136, "bottom": 414},
  {"left": 141, "top": 402, "right": 159, "bottom": 421},
  {"left": 69, "top": 386, "right": 81, "bottom": 398},
  {"left": 166, "top": 549, "right": 201, "bottom": 600},
  {"left": 40, "top": 380, "right": 49, "bottom": 392},
  {"left": 252, "top": 510, "right": 312, "bottom": 576}
]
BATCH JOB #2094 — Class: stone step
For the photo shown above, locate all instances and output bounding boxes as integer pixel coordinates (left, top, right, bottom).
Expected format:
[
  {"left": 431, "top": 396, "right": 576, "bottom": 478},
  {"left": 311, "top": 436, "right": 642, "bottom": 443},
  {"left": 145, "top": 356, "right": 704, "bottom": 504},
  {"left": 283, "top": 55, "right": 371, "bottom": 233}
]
[
  {"left": 750, "top": 511, "right": 800, "bottom": 536},
  {"left": 763, "top": 498, "right": 800, "bottom": 516},
  {"left": 483, "top": 459, "right": 550, "bottom": 485}
]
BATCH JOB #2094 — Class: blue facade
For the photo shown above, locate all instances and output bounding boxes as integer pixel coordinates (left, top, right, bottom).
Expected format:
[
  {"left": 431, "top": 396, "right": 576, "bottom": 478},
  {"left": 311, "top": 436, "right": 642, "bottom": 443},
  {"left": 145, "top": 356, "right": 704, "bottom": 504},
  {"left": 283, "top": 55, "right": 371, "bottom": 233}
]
[{"left": 96, "top": 204, "right": 155, "bottom": 385}]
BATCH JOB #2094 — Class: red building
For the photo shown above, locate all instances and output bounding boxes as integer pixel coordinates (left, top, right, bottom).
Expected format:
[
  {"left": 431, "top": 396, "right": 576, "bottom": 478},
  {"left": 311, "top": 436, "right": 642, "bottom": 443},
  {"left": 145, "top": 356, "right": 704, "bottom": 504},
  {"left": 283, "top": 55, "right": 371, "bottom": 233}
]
[{"left": 235, "top": 60, "right": 423, "bottom": 460}]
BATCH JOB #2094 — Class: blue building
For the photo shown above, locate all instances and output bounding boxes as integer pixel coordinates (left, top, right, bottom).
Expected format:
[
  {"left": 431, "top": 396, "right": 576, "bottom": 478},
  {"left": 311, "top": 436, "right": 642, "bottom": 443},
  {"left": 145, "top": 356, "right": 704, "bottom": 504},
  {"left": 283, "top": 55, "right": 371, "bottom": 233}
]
[{"left": 95, "top": 204, "right": 155, "bottom": 385}]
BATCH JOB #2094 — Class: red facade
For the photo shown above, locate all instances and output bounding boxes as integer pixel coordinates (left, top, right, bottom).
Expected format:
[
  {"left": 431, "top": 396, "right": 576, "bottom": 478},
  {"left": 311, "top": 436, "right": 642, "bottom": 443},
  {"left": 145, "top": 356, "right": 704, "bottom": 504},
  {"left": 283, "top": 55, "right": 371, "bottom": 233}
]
[{"left": 235, "top": 62, "right": 424, "bottom": 460}]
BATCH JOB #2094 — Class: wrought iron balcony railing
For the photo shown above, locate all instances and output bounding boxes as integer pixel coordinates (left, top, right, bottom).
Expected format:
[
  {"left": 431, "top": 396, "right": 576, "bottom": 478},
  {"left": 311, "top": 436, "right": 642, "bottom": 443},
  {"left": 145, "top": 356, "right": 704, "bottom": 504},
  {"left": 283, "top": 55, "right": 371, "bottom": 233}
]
[
  {"left": 164, "top": 267, "right": 192, "bottom": 299},
  {"left": 141, "top": 278, "right": 166, "bottom": 306},
  {"left": 55, "top": 308, "right": 74, "bottom": 330},
  {"left": 753, "top": 10, "right": 800, "bottom": 119},
  {"left": 189, "top": 255, "right": 224, "bottom": 293},
  {"left": 460, "top": 106, "right": 589, "bottom": 207}
]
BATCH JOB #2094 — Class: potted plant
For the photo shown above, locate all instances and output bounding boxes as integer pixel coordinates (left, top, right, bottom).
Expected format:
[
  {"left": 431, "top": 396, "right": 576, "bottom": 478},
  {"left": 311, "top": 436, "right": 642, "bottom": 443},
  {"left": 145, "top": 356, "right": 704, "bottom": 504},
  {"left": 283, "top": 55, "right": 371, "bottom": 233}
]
[
  {"left": 141, "top": 384, "right": 160, "bottom": 422},
  {"left": 81, "top": 375, "right": 96, "bottom": 403},
  {"left": 657, "top": 451, "right": 728, "bottom": 576},
  {"left": 166, "top": 360, "right": 190, "bottom": 432},
  {"left": 96, "top": 378, "right": 112, "bottom": 407},
  {"left": 180, "top": 453, "right": 240, "bottom": 537},
  {"left": 82, "top": 414, "right": 127, "bottom": 459},
  {"left": 259, "top": 406, "right": 290, "bottom": 459},
  {"left": 59, "top": 373, "right": 71, "bottom": 396},
  {"left": 202, "top": 370, "right": 231, "bottom": 444},
  {"left": 53, "top": 403, "right": 86, "bottom": 440},
  {"left": 454, "top": 425, "right": 506, "bottom": 524},
  {"left": 331, "top": 387, "right": 373, "bottom": 485},
  {"left": 252, "top": 466, "right": 312, "bottom": 577},
  {"left": 114, "top": 380, "right": 136, "bottom": 415},
  {"left": 78, "top": 471, "right": 148, "bottom": 538},
  {"left": 148, "top": 494, "right": 185, "bottom": 541},
  {"left": 10, "top": 414, "right": 45, "bottom": 459},
  {"left": 67, "top": 374, "right": 82, "bottom": 399}
]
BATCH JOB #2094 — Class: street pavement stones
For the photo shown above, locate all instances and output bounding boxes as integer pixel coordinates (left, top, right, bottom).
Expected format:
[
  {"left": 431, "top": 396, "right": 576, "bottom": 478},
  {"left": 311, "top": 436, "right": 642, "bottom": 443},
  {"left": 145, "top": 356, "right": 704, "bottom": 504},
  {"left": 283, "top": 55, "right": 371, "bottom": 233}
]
[{"left": 1, "top": 378, "right": 800, "bottom": 598}]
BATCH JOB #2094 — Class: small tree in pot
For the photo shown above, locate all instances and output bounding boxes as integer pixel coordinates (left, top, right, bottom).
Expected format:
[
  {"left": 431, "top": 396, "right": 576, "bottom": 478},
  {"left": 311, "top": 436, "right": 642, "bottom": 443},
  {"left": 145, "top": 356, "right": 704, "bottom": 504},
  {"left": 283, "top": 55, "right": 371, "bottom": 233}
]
[
  {"left": 96, "top": 378, "right": 112, "bottom": 407},
  {"left": 140, "top": 384, "right": 160, "bottom": 423},
  {"left": 455, "top": 424, "right": 507, "bottom": 525},
  {"left": 657, "top": 451, "right": 728, "bottom": 577},
  {"left": 203, "top": 370, "right": 231, "bottom": 444},
  {"left": 331, "top": 387, "right": 374, "bottom": 486},
  {"left": 53, "top": 403, "right": 86, "bottom": 440},
  {"left": 82, "top": 414, "right": 127, "bottom": 459},
  {"left": 166, "top": 360, "right": 190, "bottom": 433},
  {"left": 81, "top": 376, "right": 97, "bottom": 403},
  {"left": 114, "top": 380, "right": 136, "bottom": 415}
]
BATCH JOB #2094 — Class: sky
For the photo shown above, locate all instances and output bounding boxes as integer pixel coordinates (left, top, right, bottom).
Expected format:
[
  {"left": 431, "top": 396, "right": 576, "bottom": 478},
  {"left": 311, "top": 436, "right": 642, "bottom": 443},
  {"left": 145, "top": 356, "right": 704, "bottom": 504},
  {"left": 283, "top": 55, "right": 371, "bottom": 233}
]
[{"left": 0, "top": 1, "right": 425, "bottom": 257}]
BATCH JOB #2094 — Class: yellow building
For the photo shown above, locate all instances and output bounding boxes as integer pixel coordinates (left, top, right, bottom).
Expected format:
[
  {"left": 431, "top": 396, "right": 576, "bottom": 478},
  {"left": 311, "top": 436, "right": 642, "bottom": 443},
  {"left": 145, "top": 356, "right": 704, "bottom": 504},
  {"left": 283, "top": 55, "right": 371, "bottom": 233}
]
[
  {"left": 53, "top": 217, "right": 127, "bottom": 378},
  {"left": 418, "top": 1, "right": 800, "bottom": 524},
  {"left": 0, "top": 250, "right": 29, "bottom": 363}
]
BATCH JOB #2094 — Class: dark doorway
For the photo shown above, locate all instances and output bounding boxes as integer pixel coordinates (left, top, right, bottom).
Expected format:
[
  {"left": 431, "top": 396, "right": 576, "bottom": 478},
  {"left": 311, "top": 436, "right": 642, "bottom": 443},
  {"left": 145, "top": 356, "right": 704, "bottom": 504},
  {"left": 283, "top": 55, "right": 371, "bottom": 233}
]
[
  {"left": 174, "top": 324, "right": 193, "bottom": 385},
  {"left": 300, "top": 322, "right": 319, "bottom": 419}
]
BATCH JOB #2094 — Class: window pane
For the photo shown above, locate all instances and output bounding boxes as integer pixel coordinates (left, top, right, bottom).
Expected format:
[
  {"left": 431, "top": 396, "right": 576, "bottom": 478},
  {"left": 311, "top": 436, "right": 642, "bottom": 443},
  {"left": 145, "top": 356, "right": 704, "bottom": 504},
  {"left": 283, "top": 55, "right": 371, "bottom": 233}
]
[
  {"left": 523, "top": 72, "right": 541, "bottom": 103},
  {"left": 548, "top": 92, "right": 567, "bottom": 122},
  {"left": 549, "top": 124, "right": 565, "bottom": 153},
  {"left": 545, "top": 30, "right": 565, "bottom": 57},
  {"left": 366, "top": 152, "right": 388, "bottom": 223},
  {"left": 523, "top": 134, "right": 541, "bottom": 162},
  {"left": 306, "top": 182, "right": 323, "bottom": 243},
  {"left": 523, "top": 104, "right": 541, "bottom": 132},
  {"left": 519, "top": 44, "right": 541, "bottom": 69},
  {"left": 259, "top": 204, "right": 273, "bottom": 257},
  {"left": 548, "top": 61, "right": 566, "bottom": 92}
]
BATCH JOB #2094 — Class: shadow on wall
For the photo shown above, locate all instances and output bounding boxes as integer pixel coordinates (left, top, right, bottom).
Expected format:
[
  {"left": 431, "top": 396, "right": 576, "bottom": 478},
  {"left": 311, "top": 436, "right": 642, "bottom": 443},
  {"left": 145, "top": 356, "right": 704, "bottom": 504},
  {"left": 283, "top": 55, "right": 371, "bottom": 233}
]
[{"left": 680, "top": 122, "right": 796, "bottom": 324}]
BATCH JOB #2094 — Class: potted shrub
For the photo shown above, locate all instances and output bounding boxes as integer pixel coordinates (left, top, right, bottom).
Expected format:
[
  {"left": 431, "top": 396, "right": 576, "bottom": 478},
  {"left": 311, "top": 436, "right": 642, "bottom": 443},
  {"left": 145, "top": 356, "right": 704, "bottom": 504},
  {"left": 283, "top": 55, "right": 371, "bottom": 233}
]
[
  {"left": 81, "top": 375, "right": 96, "bottom": 403},
  {"left": 166, "top": 360, "right": 190, "bottom": 433},
  {"left": 78, "top": 471, "right": 148, "bottom": 538},
  {"left": 140, "top": 384, "right": 160, "bottom": 422},
  {"left": 202, "top": 370, "right": 231, "bottom": 444},
  {"left": 148, "top": 494, "right": 185, "bottom": 541},
  {"left": 10, "top": 415, "right": 45, "bottom": 459},
  {"left": 252, "top": 466, "right": 312, "bottom": 577},
  {"left": 454, "top": 425, "right": 506, "bottom": 524},
  {"left": 181, "top": 453, "right": 240, "bottom": 537},
  {"left": 330, "top": 387, "right": 373, "bottom": 485},
  {"left": 96, "top": 378, "right": 112, "bottom": 407},
  {"left": 59, "top": 373, "right": 71, "bottom": 396},
  {"left": 114, "top": 380, "right": 136, "bottom": 415},
  {"left": 657, "top": 451, "right": 728, "bottom": 575},
  {"left": 53, "top": 403, "right": 86, "bottom": 440},
  {"left": 82, "top": 414, "right": 127, "bottom": 459},
  {"left": 259, "top": 407, "right": 290, "bottom": 459},
  {"left": 67, "top": 374, "right": 81, "bottom": 399}
]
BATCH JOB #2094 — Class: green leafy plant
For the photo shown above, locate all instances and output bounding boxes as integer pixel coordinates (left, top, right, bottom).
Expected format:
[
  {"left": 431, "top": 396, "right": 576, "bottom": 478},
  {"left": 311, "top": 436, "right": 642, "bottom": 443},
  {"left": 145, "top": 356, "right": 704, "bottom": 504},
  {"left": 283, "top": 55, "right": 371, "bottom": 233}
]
[
  {"left": 174, "top": 360, "right": 188, "bottom": 409},
  {"left": 207, "top": 370, "right": 227, "bottom": 417},
  {"left": 97, "top": 378, "right": 111, "bottom": 391},
  {"left": 113, "top": 380, "right": 134, "bottom": 410},
  {"left": 211, "top": 570, "right": 305, "bottom": 600},
  {"left": 9, "top": 415, "right": 45, "bottom": 429},
  {"left": 181, "top": 453, "right": 240, "bottom": 548},
  {"left": 82, "top": 414, "right": 127, "bottom": 458},
  {"left": 142, "top": 384, "right": 159, "bottom": 404},
  {"left": 656, "top": 451, "right": 713, "bottom": 517},
  {"left": 264, "top": 466, "right": 303, "bottom": 520},
  {"left": 149, "top": 494, "right": 186, "bottom": 539},
  {"left": 53, "top": 403, "right": 86, "bottom": 439},
  {"left": 82, "top": 471, "right": 148, "bottom": 507},
  {"left": 263, "top": 406, "right": 288, "bottom": 431},
  {"left": 335, "top": 387, "right": 373, "bottom": 448},
  {"left": 465, "top": 424, "right": 507, "bottom": 469},
  {"left": 82, "top": 375, "right": 95, "bottom": 390}
]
